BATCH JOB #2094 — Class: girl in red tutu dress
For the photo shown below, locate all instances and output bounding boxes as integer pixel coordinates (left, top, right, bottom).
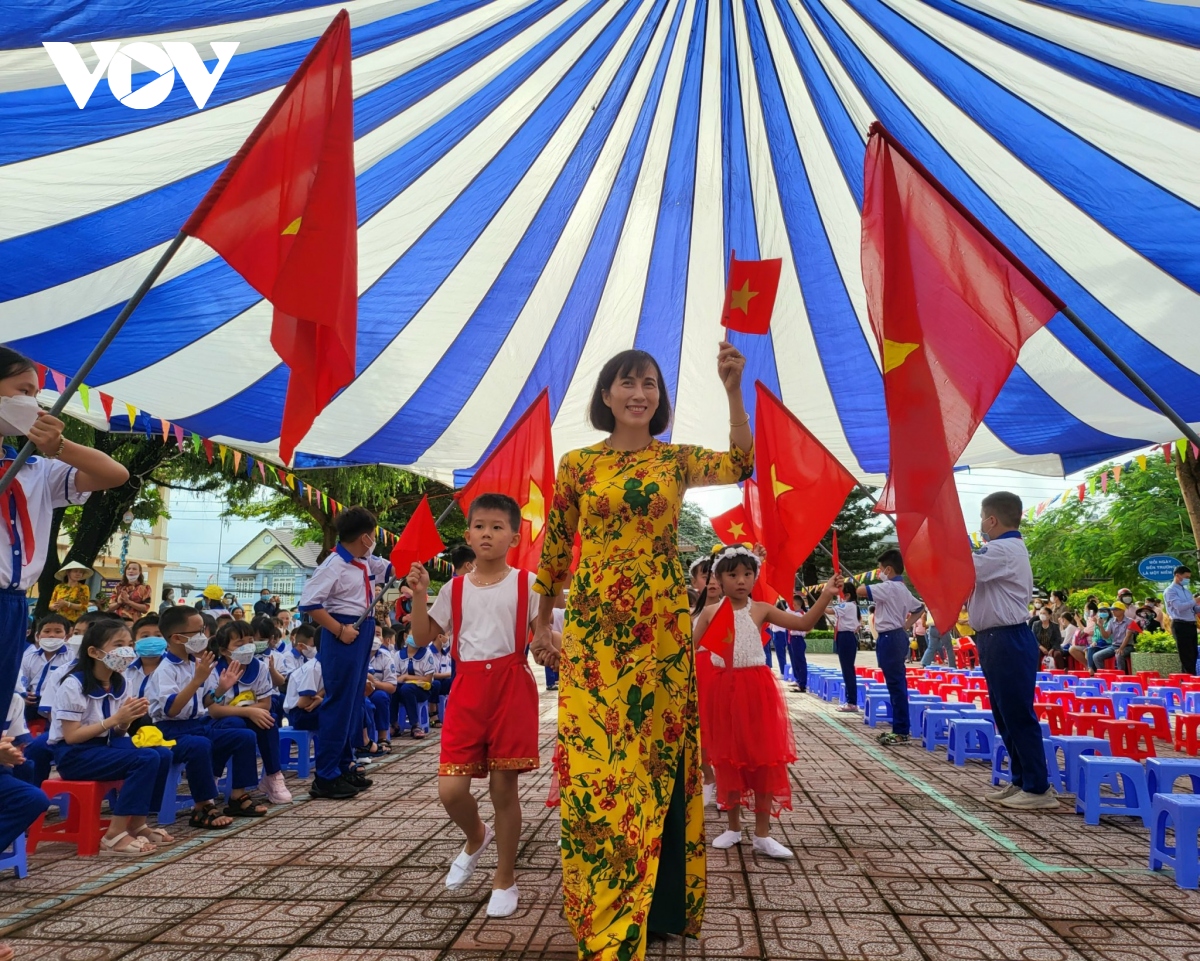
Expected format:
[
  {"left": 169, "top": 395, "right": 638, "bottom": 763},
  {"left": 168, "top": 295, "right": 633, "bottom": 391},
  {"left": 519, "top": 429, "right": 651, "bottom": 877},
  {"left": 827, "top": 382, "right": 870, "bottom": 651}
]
[{"left": 694, "top": 546, "right": 841, "bottom": 858}]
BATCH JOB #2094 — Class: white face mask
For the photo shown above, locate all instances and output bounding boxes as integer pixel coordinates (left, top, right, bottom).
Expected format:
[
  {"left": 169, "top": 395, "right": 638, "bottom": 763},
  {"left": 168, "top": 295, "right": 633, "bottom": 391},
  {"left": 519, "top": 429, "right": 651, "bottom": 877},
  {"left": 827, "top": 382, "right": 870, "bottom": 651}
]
[
  {"left": 876, "top": 572, "right": 890, "bottom": 582},
  {"left": 101, "top": 647, "right": 136, "bottom": 672},
  {"left": 1039, "top": 615, "right": 1050, "bottom": 623},
  {"left": 371, "top": 639, "right": 382, "bottom": 653},
  {"left": 67, "top": 637, "right": 82, "bottom": 658},
  {"left": 229, "top": 645, "right": 256, "bottom": 665},
  {"left": 38, "top": 636, "right": 67, "bottom": 652},
  {"left": 297, "top": 645, "right": 315, "bottom": 660},
  {"left": 0, "top": 394, "right": 40, "bottom": 436},
  {"left": 184, "top": 633, "right": 208, "bottom": 654}
]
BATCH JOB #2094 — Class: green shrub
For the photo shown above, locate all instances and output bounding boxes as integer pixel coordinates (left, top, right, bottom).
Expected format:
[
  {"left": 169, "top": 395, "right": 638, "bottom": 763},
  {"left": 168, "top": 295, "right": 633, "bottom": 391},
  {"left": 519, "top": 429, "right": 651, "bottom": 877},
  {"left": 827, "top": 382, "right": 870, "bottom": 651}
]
[
  {"left": 805, "top": 629, "right": 834, "bottom": 639},
  {"left": 1066, "top": 588, "right": 1114, "bottom": 613},
  {"left": 1134, "top": 630, "right": 1176, "bottom": 654}
]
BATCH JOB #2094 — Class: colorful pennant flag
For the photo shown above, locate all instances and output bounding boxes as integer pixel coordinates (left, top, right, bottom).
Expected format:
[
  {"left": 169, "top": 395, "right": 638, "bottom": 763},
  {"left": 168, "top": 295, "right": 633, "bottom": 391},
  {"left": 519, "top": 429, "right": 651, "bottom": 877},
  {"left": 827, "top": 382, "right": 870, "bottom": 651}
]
[
  {"left": 126, "top": 404, "right": 138, "bottom": 428},
  {"left": 99, "top": 392, "right": 114, "bottom": 421},
  {"left": 78, "top": 384, "right": 89, "bottom": 411}
]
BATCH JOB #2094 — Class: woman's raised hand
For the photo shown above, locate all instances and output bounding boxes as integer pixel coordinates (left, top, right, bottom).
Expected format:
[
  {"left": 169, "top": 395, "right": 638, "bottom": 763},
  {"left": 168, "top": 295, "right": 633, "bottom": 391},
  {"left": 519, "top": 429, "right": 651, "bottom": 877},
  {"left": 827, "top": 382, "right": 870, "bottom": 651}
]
[{"left": 717, "top": 341, "right": 745, "bottom": 393}]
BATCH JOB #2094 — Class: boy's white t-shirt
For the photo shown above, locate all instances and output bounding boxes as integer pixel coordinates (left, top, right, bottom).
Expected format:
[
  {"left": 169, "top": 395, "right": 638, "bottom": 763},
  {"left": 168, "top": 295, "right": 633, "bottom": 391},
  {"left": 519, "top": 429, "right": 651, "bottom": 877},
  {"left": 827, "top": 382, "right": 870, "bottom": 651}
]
[{"left": 427, "top": 570, "right": 540, "bottom": 662}]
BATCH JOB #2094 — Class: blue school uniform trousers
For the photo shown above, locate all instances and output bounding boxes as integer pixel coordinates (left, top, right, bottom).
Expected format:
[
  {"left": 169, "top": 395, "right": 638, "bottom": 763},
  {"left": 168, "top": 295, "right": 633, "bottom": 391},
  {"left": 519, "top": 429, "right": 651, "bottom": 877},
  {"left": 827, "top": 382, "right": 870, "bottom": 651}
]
[
  {"left": 0, "top": 768, "right": 47, "bottom": 852},
  {"left": 0, "top": 588, "right": 27, "bottom": 729},
  {"left": 315, "top": 613, "right": 374, "bottom": 781},
  {"left": 53, "top": 737, "right": 175, "bottom": 815},
  {"left": 974, "top": 624, "right": 1048, "bottom": 794},
  {"left": 787, "top": 632, "right": 808, "bottom": 690},
  {"left": 157, "top": 717, "right": 261, "bottom": 797},
  {"left": 875, "top": 628, "right": 911, "bottom": 736}
]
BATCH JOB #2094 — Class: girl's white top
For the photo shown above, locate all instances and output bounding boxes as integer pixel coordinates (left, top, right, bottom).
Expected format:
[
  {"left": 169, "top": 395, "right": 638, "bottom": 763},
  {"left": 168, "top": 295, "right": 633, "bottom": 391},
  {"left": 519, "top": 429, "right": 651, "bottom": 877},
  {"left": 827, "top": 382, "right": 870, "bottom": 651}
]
[{"left": 710, "top": 603, "right": 766, "bottom": 670}]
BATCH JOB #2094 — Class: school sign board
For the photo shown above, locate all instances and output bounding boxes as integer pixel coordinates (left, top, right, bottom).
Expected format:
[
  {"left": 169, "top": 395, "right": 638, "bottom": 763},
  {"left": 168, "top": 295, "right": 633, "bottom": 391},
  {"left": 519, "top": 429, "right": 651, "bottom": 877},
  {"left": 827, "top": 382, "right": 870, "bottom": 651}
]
[{"left": 1138, "top": 555, "right": 1184, "bottom": 584}]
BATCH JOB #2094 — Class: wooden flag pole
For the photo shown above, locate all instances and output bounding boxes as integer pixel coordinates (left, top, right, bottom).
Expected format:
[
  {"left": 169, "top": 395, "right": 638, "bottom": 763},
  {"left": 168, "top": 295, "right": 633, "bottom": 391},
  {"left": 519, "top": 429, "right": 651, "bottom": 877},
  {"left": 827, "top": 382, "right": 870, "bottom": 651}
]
[{"left": 0, "top": 231, "right": 188, "bottom": 499}]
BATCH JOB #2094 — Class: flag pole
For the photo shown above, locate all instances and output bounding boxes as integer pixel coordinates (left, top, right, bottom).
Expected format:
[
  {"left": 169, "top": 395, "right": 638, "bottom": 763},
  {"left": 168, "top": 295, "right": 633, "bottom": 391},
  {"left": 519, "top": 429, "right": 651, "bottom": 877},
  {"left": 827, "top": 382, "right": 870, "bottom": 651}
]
[
  {"left": 813, "top": 540, "right": 854, "bottom": 577},
  {"left": 856, "top": 483, "right": 898, "bottom": 531},
  {"left": 0, "top": 231, "right": 188, "bottom": 500},
  {"left": 435, "top": 499, "right": 458, "bottom": 527},
  {"left": 1058, "top": 304, "right": 1200, "bottom": 452}
]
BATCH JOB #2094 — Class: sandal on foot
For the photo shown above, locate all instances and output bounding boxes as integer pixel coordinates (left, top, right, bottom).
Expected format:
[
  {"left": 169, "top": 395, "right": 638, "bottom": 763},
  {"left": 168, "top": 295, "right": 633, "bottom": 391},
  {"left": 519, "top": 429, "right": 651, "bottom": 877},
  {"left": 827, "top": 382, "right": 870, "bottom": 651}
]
[
  {"left": 225, "top": 794, "right": 269, "bottom": 818},
  {"left": 133, "top": 826, "right": 175, "bottom": 844},
  {"left": 189, "top": 804, "right": 234, "bottom": 830},
  {"left": 378, "top": 741, "right": 392, "bottom": 755},
  {"left": 411, "top": 729, "right": 427, "bottom": 739},
  {"left": 100, "top": 831, "right": 155, "bottom": 856}
]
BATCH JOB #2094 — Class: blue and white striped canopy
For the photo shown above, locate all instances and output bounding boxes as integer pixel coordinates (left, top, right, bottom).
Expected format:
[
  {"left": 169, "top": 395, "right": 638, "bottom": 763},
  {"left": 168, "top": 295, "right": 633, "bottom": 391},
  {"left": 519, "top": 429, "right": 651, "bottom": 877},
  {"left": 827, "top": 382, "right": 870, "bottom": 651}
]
[{"left": 2, "top": 0, "right": 1198, "bottom": 485}]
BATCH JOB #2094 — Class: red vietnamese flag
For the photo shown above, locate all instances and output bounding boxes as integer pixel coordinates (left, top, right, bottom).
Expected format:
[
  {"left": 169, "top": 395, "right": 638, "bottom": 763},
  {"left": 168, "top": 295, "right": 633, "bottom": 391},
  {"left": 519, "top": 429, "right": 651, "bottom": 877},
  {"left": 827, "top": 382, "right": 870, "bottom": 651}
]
[
  {"left": 697, "top": 597, "right": 736, "bottom": 663},
  {"left": 710, "top": 504, "right": 752, "bottom": 545},
  {"left": 390, "top": 495, "right": 446, "bottom": 574},
  {"left": 754, "top": 382, "right": 856, "bottom": 602},
  {"left": 862, "top": 123, "right": 1062, "bottom": 632},
  {"left": 831, "top": 528, "right": 840, "bottom": 575},
  {"left": 721, "top": 253, "right": 782, "bottom": 334},
  {"left": 183, "top": 11, "right": 357, "bottom": 466},
  {"left": 455, "top": 390, "right": 555, "bottom": 572},
  {"left": 739, "top": 476, "right": 781, "bottom": 607}
]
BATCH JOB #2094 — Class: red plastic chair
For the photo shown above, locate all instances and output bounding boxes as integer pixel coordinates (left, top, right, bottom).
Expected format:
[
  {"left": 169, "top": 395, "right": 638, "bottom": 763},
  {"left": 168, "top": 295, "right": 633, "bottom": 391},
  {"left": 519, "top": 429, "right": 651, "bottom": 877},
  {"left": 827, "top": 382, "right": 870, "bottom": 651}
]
[
  {"left": 1169, "top": 674, "right": 1194, "bottom": 686},
  {"left": 1035, "top": 703, "right": 1068, "bottom": 735},
  {"left": 956, "top": 643, "right": 978, "bottom": 669},
  {"left": 1136, "top": 671, "right": 1161, "bottom": 689},
  {"left": 1042, "top": 690, "right": 1078, "bottom": 712},
  {"left": 1067, "top": 712, "right": 1106, "bottom": 737},
  {"left": 1127, "top": 703, "right": 1173, "bottom": 743},
  {"left": 28, "top": 780, "right": 122, "bottom": 857},
  {"left": 1101, "top": 720, "right": 1157, "bottom": 761},
  {"left": 1075, "top": 696, "right": 1116, "bottom": 717},
  {"left": 1175, "top": 714, "right": 1200, "bottom": 757}
]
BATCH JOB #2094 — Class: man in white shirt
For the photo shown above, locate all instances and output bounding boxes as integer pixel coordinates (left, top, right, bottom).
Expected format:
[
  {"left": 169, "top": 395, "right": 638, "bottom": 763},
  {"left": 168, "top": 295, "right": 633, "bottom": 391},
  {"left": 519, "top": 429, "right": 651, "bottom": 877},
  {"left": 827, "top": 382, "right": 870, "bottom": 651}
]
[
  {"left": 970, "top": 492, "right": 1054, "bottom": 811},
  {"left": 857, "top": 550, "right": 925, "bottom": 745},
  {"left": 1164, "top": 565, "right": 1198, "bottom": 675}
]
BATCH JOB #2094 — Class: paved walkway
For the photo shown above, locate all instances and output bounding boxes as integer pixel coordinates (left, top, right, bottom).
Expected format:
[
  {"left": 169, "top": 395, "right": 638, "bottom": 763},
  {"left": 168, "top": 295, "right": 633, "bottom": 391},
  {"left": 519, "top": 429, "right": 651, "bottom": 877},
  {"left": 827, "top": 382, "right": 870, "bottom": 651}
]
[{"left": 2, "top": 658, "right": 1198, "bottom": 961}]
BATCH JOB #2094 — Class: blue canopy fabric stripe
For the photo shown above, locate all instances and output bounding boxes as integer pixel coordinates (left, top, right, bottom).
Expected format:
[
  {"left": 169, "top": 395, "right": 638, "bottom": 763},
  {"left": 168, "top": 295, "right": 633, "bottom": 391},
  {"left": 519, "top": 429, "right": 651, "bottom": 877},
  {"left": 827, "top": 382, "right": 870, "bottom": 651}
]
[{"left": 1, "top": 0, "right": 1197, "bottom": 487}]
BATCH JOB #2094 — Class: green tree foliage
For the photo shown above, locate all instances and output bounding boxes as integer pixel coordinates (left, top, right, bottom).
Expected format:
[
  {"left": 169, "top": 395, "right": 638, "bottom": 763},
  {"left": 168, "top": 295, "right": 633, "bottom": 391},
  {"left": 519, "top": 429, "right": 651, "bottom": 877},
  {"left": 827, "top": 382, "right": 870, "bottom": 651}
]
[
  {"left": 1024, "top": 454, "right": 1197, "bottom": 591},
  {"left": 678, "top": 500, "right": 719, "bottom": 565},
  {"left": 800, "top": 488, "right": 888, "bottom": 587}
]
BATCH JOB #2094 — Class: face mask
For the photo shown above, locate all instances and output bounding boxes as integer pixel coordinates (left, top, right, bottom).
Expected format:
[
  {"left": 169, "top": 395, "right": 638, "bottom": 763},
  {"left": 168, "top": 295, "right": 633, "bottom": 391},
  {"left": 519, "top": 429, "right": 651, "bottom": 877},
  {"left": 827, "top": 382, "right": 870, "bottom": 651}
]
[
  {"left": 102, "top": 647, "right": 136, "bottom": 672},
  {"left": 230, "top": 645, "right": 256, "bottom": 665},
  {"left": 67, "top": 638, "right": 82, "bottom": 659},
  {"left": 1039, "top": 615, "right": 1050, "bottom": 623},
  {"left": 134, "top": 637, "right": 167, "bottom": 657},
  {"left": 876, "top": 572, "right": 890, "bottom": 582},
  {"left": 297, "top": 645, "right": 315, "bottom": 660},
  {"left": 254, "top": 641, "right": 269, "bottom": 655},
  {"left": 0, "top": 394, "right": 40, "bottom": 436},
  {"left": 184, "top": 634, "right": 209, "bottom": 654},
  {"left": 371, "top": 639, "right": 382, "bottom": 653},
  {"left": 1184, "top": 579, "right": 1192, "bottom": 590},
  {"left": 38, "top": 636, "right": 66, "bottom": 652}
]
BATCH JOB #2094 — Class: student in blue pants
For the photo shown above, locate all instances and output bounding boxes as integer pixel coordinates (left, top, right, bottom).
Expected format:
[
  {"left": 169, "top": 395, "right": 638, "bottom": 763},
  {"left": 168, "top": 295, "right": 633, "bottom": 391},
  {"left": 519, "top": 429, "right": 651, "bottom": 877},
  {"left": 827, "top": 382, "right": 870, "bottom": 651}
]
[
  {"left": 298, "top": 507, "right": 391, "bottom": 800},
  {"left": 832, "top": 583, "right": 862, "bottom": 713},
  {"left": 365, "top": 626, "right": 397, "bottom": 753},
  {"left": 48, "top": 620, "right": 176, "bottom": 854},
  {"left": 2, "top": 690, "right": 49, "bottom": 847},
  {"left": 857, "top": 551, "right": 925, "bottom": 746},
  {"left": 284, "top": 629, "right": 323, "bottom": 731}
]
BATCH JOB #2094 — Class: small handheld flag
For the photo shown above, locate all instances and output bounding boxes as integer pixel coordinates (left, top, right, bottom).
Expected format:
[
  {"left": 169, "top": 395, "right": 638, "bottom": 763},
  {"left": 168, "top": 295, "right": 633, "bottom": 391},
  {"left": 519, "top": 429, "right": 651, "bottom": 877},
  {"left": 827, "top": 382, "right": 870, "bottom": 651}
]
[
  {"left": 831, "top": 528, "right": 840, "bottom": 575},
  {"left": 390, "top": 496, "right": 446, "bottom": 574},
  {"left": 697, "top": 598, "right": 735, "bottom": 663},
  {"left": 721, "top": 253, "right": 782, "bottom": 335}
]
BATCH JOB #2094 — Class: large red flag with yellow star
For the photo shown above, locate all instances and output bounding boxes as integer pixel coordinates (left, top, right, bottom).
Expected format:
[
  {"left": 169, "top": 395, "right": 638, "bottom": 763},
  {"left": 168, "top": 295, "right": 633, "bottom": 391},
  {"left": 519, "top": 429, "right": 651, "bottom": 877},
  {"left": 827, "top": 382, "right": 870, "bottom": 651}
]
[
  {"left": 754, "top": 383, "right": 856, "bottom": 601},
  {"left": 710, "top": 504, "right": 751, "bottom": 545},
  {"left": 862, "top": 122, "right": 1062, "bottom": 631},
  {"left": 456, "top": 390, "right": 555, "bottom": 572},
  {"left": 183, "top": 11, "right": 356, "bottom": 466},
  {"left": 721, "top": 253, "right": 782, "bottom": 334}
]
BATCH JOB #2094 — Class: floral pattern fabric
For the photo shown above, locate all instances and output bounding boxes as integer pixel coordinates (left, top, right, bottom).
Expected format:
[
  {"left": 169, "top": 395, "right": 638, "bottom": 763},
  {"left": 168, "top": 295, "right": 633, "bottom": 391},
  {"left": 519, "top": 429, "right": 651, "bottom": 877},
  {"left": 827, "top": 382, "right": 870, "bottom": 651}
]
[
  {"left": 50, "top": 582, "right": 89, "bottom": 621},
  {"left": 535, "top": 441, "right": 752, "bottom": 961},
  {"left": 108, "top": 582, "right": 151, "bottom": 621}
]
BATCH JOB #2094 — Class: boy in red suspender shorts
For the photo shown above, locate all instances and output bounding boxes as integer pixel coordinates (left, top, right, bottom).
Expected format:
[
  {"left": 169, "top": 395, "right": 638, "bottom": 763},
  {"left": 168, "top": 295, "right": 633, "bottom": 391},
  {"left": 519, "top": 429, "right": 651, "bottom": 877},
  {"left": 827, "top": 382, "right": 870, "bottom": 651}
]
[{"left": 407, "top": 493, "right": 541, "bottom": 920}]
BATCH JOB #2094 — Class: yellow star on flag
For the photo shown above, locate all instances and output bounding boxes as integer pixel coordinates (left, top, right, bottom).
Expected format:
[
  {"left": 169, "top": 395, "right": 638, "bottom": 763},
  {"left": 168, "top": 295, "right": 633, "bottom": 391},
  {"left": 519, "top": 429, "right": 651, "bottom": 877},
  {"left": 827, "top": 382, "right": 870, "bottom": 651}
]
[
  {"left": 882, "top": 339, "right": 920, "bottom": 373},
  {"left": 281, "top": 217, "right": 302, "bottom": 235},
  {"left": 771, "top": 465, "right": 793, "bottom": 499},
  {"left": 727, "top": 521, "right": 746, "bottom": 540},
  {"left": 729, "top": 280, "right": 759, "bottom": 314},
  {"left": 521, "top": 479, "right": 545, "bottom": 540}
]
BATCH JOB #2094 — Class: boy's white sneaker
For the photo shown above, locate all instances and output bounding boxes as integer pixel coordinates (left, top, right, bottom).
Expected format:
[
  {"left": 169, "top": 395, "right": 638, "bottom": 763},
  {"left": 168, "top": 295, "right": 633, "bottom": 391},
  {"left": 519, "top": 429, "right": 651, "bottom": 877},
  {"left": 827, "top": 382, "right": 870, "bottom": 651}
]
[
  {"left": 712, "top": 830, "right": 742, "bottom": 849},
  {"left": 445, "top": 826, "right": 494, "bottom": 890},
  {"left": 985, "top": 784, "right": 1021, "bottom": 805},
  {"left": 259, "top": 772, "right": 293, "bottom": 804},
  {"left": 486, "top": 885, "right": 520, "bottom": 918},
  {"left": 703, "top": 782, "right": 716, "bottom": 808},
  {"left": 1000, "top": 787, "right": 1060, "bottom": 811},
  {"left": 752, "top": 835, "right": 794, "bottom": 859}
]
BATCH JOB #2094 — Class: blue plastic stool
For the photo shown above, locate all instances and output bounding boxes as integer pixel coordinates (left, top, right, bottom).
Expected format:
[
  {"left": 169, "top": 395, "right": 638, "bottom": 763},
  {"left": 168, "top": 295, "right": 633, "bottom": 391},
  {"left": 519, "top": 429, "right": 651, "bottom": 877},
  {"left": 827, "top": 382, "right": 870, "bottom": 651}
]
[
  {"left": 1185, "top": 692, "right": 1200, "bottom": 715},
  {"left": 279, "top": 729, "right": 315, "bottom": 779},
  {"left": 908, "top": 700, "right": 947, "bottom": 739},
  {"left": 864, "top": 692, "right": 893, "bottom": 728},
  {"left": 1130, "top": 695, "right": 1169, "bottom": 711},
  {"left": 397, "top": 700, "right": 431, "bottom": 734},
  {"left": 1074, "top": 756, "right": 1152, "bottom": 826},
  {"left": 857, "top": 683, "right": 887, "bottom": 711},
  {"left": 1047, "top": 736, "right": 1111, "bottom": 793},
  {"left": 1073, "top": 679, "right": 1106, "bottom": 697},
  {"left": 0, "top": 833, "right": 27, "bottom": 879},
  {"left": 946, "top": 718, "right": 995, "bottom": 766},
  {"left": 156, "top": 763, "right": 196, "bottom": 826},
  {"left": 1039, "top": 720, "right": 1052, "bottom": 738},
  {"left": 1146, "top": 758, "right": 1200, "bottom": 797},
  {"left": 826, "top": 679, "right": 845, "bottom": 704},
  {"left": 991, "top": 738, "right": 1011, "bottom": 786},
  {"left": 1147, "top": 686, "right": 1184, "bottom": 712},
  {"left": 955, "top": 709, "right": 995, "bottom": 725},
  {"left": 923, "top": 710, "right": 962, "bottom": 753},
  {"left": 1110, "top": 681, "right": 1142, "bottom": 696},
  {"left": 1149, "top": 794, "right": 1200, "bottom": 889},
  {"left": 439, "top": 694, "right": 449, "bottom": 720},
  {"left": 1111, "top": 692, "right": 1139, "bottom": 720},
  {"left": 1036, "top": 672, "right": 1061, "bottom": 687}
]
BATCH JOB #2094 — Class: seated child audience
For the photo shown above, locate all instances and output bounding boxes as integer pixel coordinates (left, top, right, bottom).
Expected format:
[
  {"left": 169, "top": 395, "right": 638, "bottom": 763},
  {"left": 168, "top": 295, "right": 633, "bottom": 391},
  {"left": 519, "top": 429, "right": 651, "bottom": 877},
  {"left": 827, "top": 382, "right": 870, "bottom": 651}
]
[
  {"left": 283, "top": 625, "right": 323, "bottom": 731},
  {"left": 366, "top": 624, "right": 397, "bottom": 754},
  {"left": 0, "top": 692, "right": 49, "bottom": 871},
  {"left": 394, "top": 634, "right": 436, "bottom": 740},
  {"left": 20, "top": 614, "right": 73, "bottom": 720}
]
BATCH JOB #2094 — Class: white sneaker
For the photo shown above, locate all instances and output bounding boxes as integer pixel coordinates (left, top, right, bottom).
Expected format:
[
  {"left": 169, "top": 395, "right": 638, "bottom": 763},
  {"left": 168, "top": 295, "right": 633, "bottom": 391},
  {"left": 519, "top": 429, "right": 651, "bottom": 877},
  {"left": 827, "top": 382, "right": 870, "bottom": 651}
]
[
  {"left": 486, "top": 885, "right": 519, "bottom": 918},
  {"left": 1000, "top": 787, "right": 1060, "bottom": 811},
  {"left": 985, "top": 784, "right": 1021, "bottom": 805},
  {"left": 703, "top": 782, "right": 716, "bottom": 808},
  {"left": 752, "top": 835, "right": 794, "bottom": 859},
  {"left": 836, "top": 704, "right": 860, "bottom": 714},
  {"left": 445, "top": 826, "right": 494, "bottom": 890},
  {"left": 712, "top": 830, "right": 743, "bottom": 849},
  {"left": 259, "top": 772, "right": 293, "bottom": 804}
]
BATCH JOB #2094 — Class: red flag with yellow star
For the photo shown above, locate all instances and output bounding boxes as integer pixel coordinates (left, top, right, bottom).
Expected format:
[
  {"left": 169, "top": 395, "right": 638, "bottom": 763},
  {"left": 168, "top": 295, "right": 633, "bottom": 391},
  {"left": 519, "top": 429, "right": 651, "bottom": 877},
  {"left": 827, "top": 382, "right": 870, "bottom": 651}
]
[
  {"left": 721, "top": 253, "right": 782, "bottom": 334},
  {"left": 456, "top": 390, "right": 555, "bottom": 572},
  {"left": 754, "top": 382, "right": 856, "bottom": 601},
  {"left": 710, "top": 504, "right": 751, "bottom": 545},
  {"left": 182, "top": 11, "right": 356, "bottom": 466},
  {"left": 862, "top": 122, "right": 1062, "bottom": 631}
]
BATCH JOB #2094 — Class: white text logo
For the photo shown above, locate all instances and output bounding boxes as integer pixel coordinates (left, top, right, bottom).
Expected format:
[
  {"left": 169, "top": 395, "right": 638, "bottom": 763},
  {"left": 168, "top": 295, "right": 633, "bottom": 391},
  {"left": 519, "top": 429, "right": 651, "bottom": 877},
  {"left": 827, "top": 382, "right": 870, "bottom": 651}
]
[{"left": 43, "top": 41, "right": 240, "bottom": 110}]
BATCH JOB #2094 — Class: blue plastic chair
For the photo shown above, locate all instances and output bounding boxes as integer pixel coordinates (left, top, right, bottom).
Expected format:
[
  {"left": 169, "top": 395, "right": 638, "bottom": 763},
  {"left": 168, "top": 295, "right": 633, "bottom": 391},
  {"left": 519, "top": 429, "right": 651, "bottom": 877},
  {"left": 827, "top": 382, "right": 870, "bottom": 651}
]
[
  {"left": 279, "top": 728, "right": 315, "bottom": 779},
  {"left": 946, "top": 719, "right": 994, "bottom": 766},
  {"left": 1047, "top": 735, "right": 1111, "bottom": 793},
  {"left": 156, "top": 763, "right": 195, "bottom": 826},
  {"left": 0, "top": 833, "right": 27, "bottom": 879},
  {"left": 1148, "top": 686, "right": 1184, "bottom": 712},
  {"left": 1146, "top": 758, "right": 1200, "bottom": 797},
  {"left": 397, "top": 700, "right": 430, "bottom": 734},
  {"left": 1074, "top": 756, "right": 1152, "bottom": 826},
  {"left": 991, "top": 738, "right": 1010, "bottom": 786},
  {"left": 1149, "top": 794, "right": 1200, "bottom": 889},
  {"left": 922, "top": 709, "right": 962, "bottom": 753},
  {"left": 864, "top": 693, "right": 893, "bottom": 728}
]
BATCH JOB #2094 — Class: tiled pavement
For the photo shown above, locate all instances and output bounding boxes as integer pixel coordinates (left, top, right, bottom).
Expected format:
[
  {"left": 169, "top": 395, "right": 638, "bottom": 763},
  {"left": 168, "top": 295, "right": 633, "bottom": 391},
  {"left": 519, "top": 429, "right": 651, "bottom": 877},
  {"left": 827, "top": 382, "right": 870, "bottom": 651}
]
[{"left": 3, "top": 656, "right": 1199, "bottom": 961}]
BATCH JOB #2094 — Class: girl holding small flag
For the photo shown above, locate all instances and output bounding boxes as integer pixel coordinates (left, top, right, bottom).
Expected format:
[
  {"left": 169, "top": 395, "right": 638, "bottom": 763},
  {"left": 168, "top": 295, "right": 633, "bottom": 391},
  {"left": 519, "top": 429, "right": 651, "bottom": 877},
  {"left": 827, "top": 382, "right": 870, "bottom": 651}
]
[{"left": 0, "top": 347, "right": 129, "bottom": 739}]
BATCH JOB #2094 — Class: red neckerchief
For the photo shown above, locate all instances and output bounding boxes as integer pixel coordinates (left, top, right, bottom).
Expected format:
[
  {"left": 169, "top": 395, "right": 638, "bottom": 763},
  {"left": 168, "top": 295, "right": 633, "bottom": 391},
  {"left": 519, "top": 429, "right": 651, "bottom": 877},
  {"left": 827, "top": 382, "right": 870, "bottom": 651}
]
[{"left": 0, "top": 475, "right": 34, "bottom": 569}]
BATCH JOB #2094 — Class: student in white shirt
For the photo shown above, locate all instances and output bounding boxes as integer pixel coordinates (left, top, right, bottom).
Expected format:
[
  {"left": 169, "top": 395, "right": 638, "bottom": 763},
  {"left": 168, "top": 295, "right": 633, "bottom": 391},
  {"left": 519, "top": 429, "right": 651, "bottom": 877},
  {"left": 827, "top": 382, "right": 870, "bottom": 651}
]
[
  {"left": 0, "top": 347, "right": 129, "bottom": 734},
  {"left": 971, "top": 492, "right": 1055, "bottom": 812},
  {"left": 856, "top": 550, "right": 925, "bottom": 746},
  {"left": 430, "top": 633, "right": 453, "bottom": 722},
  {"left": 48, "top": 620, "right": 174, "bottom": 854},
  {"left": 832, "top": 583, "right": 862, "bottom": 713},
  {"left": 366, "top": 623, "right": 397, "bottom": 752},
  {"left": 207, "top": 623, "right": 292, "bottom": 804},
  {"left": 20, "top": 614, "right": 73, "bottom": 720},
  {"left": 284, "top": 625, "right": 323, "bottom": 730},
  {"left": 394, "top": 634, "right": 436, "bottom": 739},
  {"left": 125, "top": 615, "right": 166, "bottom": 701},
  {"left": 296, "top": 506, "right": 391, "bottom": 800}
]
